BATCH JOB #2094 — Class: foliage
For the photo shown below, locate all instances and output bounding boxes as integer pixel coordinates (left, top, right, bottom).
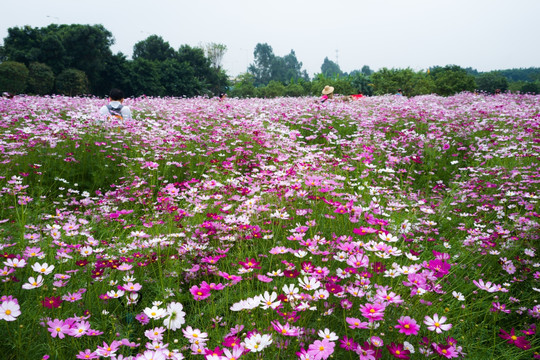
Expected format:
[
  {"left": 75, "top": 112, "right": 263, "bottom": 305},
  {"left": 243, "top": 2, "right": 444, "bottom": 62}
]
[
  {"left": 248, "top": 43, "right": 308, "bottom": 86},
  {"left": 320, "top": 56, "right": 343, "bottom": 78},
  {"left": 129, "top": 58, "right": 166, "bottom": 97},
  {"left": 55, "top": 68, "right": 89, "bottom": 96},
  {"left": 204, "top": 42, "right": 227, "bottom": 69},
  {"left": 429, "top": 65, "right": 476, "bottom": 96},
  {"left": 0, "top": 61, "right": 29, "bottom": 94},
  {"left": 26, "top": 62, "right": 55, "bottom": 95},
  {"left": 227, "top": 72, "right": 254, "bottom": 98},
  {"left": 476, "top": 71, "right": 509, "bottom": 94},
  {"left": 133, "top": 35, "right": 176, "bottom": 62},
  {"left": 371, "top": 67, "right": 434, "bottom": 96}
]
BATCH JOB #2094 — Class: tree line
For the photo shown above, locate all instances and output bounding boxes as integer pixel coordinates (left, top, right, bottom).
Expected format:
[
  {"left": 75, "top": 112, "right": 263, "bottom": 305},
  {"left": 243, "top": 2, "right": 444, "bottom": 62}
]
[
  {"left": 0, "top": 24, "right": 539, "bottom": 98},
  {"left": 0, "top": 24, "right": 228, "bottom": 97}
]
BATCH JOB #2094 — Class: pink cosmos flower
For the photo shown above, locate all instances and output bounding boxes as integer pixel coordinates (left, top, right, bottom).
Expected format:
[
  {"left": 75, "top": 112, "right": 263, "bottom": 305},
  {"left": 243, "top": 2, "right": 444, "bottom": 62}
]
[
  {"left": 395, "top": 316, "right": 420, "bottom": 335},
  {"left": 47, "top": 318, "right": 70, "bottom": 339},
  {"left": 271, "top": 320, "right": 300, "bottom": 337},
  {"left": 424, "top": 313, "right": 452, "bottom": 333},
  {"left": 307, "top": 338, "right": 335, "bottom": 360},
  {"left": 359, "top": 302, "right": 386, "bottom": 322},
  {"left": 346, "top": 317, "right": 369, "bottom": 329},
  {"left": 431, "top": 343, "right": 460, "bottom": 358},
  {"left": 76, "top": 349, "right": 98, "bottom": 359}
]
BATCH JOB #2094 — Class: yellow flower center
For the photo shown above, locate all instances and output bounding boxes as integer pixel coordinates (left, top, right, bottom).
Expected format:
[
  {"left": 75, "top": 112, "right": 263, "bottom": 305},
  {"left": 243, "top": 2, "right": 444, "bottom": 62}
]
[{"left": 5, "top": 310, "right": 11, "bottom": 315}]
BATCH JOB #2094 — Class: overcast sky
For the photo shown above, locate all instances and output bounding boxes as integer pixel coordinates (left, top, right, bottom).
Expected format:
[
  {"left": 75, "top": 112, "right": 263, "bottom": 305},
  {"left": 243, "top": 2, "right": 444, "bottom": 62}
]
[{"left": 1, "top": 0, "right": 539, "bottom": 77}]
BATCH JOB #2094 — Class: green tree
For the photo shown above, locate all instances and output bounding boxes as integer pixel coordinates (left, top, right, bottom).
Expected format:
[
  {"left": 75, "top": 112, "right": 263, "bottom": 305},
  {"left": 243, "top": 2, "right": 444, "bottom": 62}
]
[
  {"left": 311, "top": 74, "right": 355, "bottom": 96},
  {"left": 97, "top": 53, "right": 132, "bottom": 96},
  {"left": 229, "top": 73, "right": 256, "bottom": 98},
  {"left": 361, "top": 65, "right": 373, "bottom": 76},
  {"left": 258, "top": 80, "right": 286, "bottom": 98},
  {"left": 248, "top": 43, "right": 275, "bottom": 86},
  {"left": 285, "top": 81, "right": 307, "bottom": 97},
  {"left": 2, "top": 24, "right": 115, "bottom": 95},
  {"left": 321, "top": 57, "right": 342, "bottom": 78},
  {"left": 349, "top": 72, "right": 374, "bottom": 96},
  {"left": 429, "top": 65, "right": 476, "bottom": 96},
  {"left": 129, "top": 58, "right": 165, "bottom": 97},
  {"left": 27, "top": 62, "right": 55, "bottom": 95},
  {"left": 371, "top": 68, "right": 417, "bottom": 95},
  {"left": 0, "top": 61, "right": 29, "bottom": 94},
  {"left": 475, "top": 72, "right": 509, "bottom": 94},
  {"left": 55, "top": 68, "right": 89, "bottom": 96},
  {"left": 56, "top": 24, "right": 114, "bottom": 94},
  {"left": 520, "top": 81, "right": 539, "bottom": 94},
  {"left": 133, "top": 35, "right": 176, "bottom": 62}
]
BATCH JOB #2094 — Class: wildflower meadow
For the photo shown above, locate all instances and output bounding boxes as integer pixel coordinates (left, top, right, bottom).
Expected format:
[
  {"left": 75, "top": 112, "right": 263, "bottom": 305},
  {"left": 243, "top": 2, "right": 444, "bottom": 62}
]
[{"left": 0, "top": 93, "right": 538, "bottom": 360}]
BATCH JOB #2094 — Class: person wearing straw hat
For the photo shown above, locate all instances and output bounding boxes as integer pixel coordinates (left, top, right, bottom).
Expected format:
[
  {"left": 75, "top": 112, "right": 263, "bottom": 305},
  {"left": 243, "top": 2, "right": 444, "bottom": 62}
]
[{"left": 321, "top": 85, "right": 334, "bottom": 103}]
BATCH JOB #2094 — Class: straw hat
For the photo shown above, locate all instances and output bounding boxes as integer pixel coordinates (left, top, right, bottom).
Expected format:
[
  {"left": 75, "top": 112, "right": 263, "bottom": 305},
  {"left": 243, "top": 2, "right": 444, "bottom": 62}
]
[{"left": 322, "top": 85, "right": 334, "bottom": 95}]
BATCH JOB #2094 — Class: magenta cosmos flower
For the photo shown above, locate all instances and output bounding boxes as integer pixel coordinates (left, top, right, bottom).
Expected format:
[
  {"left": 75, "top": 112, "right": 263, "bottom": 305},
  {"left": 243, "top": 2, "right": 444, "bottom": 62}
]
[
  {"left": 395, "top": 316, "right": 420, "bottom": 335},
  {"left": 499, "top": 328, "right": 531, "bottom": 350},
  {"left": 190, "top": 284, "right": 211, "bottom": 301},
  {"left": 387, "top": 342, "right": 411, "bottom": 359}
]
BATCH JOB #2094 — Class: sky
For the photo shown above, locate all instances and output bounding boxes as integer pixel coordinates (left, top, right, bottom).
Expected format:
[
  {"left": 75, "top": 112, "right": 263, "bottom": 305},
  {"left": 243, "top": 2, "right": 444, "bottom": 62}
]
[{"left": 1, "top": 0, "right": 539, "bottom": 77}]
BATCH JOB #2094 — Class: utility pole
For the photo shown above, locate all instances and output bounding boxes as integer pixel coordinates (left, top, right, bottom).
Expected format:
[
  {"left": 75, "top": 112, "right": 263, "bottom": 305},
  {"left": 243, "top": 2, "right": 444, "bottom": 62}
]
[{"left": 335, "top": 49, "right": 339, "bottom": 66}]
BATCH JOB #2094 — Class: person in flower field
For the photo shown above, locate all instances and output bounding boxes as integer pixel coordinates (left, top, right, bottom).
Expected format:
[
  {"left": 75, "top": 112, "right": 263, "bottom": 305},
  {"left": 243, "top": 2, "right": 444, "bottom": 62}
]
[{"left": 99, "top": 88, "right": 132, "bottom": 121}]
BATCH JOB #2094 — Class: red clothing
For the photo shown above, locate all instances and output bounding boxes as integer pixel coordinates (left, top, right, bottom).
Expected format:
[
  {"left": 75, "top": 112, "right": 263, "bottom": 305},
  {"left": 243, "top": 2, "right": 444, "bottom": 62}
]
[{"left": 351, "top": 94, "right": 364, "bottom": 100}]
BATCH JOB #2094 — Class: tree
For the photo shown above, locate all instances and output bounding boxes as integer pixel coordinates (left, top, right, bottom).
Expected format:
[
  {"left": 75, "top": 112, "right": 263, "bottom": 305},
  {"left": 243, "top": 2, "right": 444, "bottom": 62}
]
[
  {"left": 133, "top": 35, "right": 176, "bottom": 62},
  {"left": 55, "top": 24, "right": 114, "bottom": 94},
  {"left": 429, "top": 65, "right": 476, "bottom": 96},
  {"left": 129, "top": 58, "right": 165, "bottom": 97},
  {"left": 258, "top": 80, "right": 286, "bottom": 98},
  {"left": 248, "top": 43, "right": 275, "bottom": 86},
  {"left": 229, "top": 73, "right": 256, "bottom": 98},
  {"left": 361, "top": 65, "right": 373, "bottom": 76},
  {"left": 55, "top": 68, "right": 89, "bottom": 96},
  {"left": 520, "top": 81, "right": 539, "bottom": 94},
  {"left": 0, "top": 61, "right": 29, "bottom": 94},
  {"left": 27, "top": 62, "right": 55, "bottom": 95},
  {"left": 475, "top": 72, "right": 509, "bottom": 94},
  {"left": 371, "top": 68, "right": 419, "bottom": 96},
  {"left": 204, "top": 43, "right": 227, "bottom": 69},
  {"left": 2, "top": 24, "right": 115, "bottom": 95},
  {"left": 349, "top": 72, "right": 373, "bottom": 96},
  {"left": 97, "top": 53, "right": 132, "bottom": 96},
  {"left": 321, "top": 57, "right": 342, "bottom": 78}
]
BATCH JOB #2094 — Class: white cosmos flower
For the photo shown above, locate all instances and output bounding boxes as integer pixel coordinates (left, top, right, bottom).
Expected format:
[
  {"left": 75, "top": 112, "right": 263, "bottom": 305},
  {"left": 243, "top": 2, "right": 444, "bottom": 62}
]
[
  {"left": 163, "top": 302, "right": 186, "bottom": 331},
  {"left": 22, "top": 275, "right": 44, "bottom": 289},
  {"left": 31, "top": 262, "right": 54, "bottom": 275},
  {"left": 452, "top": 291, "right": 465, "bottom": 301},
  {"left": 244, "top": 333, "right": 272, "bottom": 352},
  {"left": 260, "top": 291, "right": 281, "bottom": 310},
  {"left": 144, "top": 306, "right": 166, "bottom": 319}
]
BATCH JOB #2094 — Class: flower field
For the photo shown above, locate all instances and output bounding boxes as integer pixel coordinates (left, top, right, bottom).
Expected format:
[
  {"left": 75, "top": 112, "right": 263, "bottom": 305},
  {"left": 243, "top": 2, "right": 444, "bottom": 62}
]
[{"left": 0, "top": 93, "right": 539, "bottom": 359}]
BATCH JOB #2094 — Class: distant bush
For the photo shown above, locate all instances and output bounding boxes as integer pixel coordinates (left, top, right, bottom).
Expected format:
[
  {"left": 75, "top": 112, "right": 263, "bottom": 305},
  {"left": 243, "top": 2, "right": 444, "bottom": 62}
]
[
  {"left": 27, "top": 62, "right": 55, "bottom": 95},
  {"left": 55, "top": 68, "right": 89, "bottom": 96},
  {"left": 0, "top": 61, "right": 29, "bottom": 94}
]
